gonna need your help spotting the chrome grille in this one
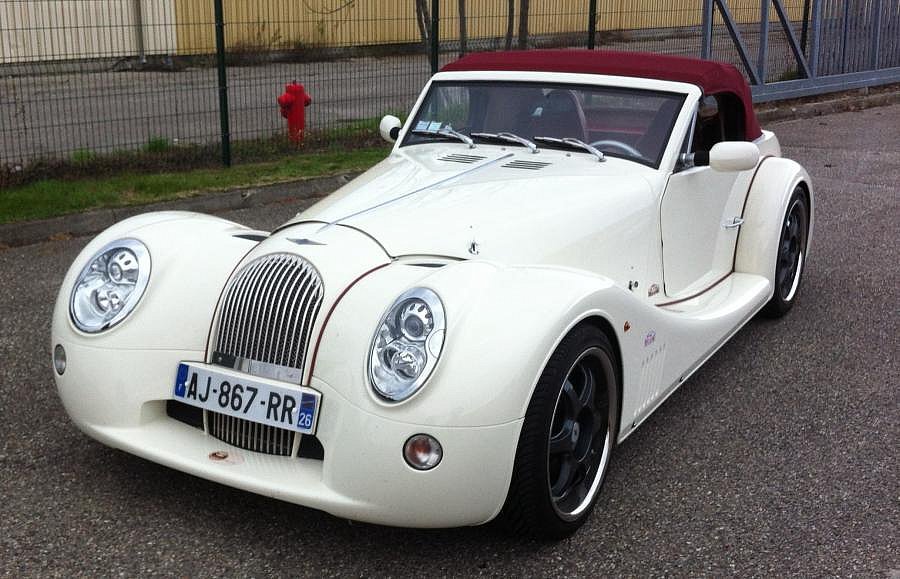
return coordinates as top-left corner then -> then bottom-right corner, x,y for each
214,253 -> 324,378
207,411 -> 294,456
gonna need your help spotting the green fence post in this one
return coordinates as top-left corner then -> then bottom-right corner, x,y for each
588,0 -> 598,50
213,0 -> 232,167
430,0 -> 440,74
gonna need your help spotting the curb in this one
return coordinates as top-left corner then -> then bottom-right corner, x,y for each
0,172 -> 360,249
755,85 -> 900,124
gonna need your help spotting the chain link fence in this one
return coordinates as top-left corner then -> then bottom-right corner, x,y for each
1,1 -> 897,187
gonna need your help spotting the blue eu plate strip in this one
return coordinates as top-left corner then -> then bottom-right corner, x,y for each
174,363 -> 189,398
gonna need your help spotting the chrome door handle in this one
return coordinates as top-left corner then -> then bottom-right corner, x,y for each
722,217 -> 745,229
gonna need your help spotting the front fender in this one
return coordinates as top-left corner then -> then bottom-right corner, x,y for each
52,211 -> 259,353
312,260 -> 647,428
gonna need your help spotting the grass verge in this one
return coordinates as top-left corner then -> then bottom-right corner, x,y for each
0,147 -> 386,224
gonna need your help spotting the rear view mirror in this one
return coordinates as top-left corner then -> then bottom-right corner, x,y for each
708,141 -> 760,172
379,115 -> 402,143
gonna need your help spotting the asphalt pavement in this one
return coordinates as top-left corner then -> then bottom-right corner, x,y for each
1,104 -> 898,577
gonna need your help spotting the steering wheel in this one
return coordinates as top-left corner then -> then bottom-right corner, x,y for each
588,139 -> 642,158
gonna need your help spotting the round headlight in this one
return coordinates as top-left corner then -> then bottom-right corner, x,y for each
69,238 -> 151,333
369,288 -> 445,401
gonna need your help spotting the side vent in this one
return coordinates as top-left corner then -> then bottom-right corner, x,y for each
438,153 -> 486,164
502,160 -> 551,170
634,344 -> 667,421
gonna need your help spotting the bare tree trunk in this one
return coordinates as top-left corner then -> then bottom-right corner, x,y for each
505,0 -> 515,50
458,0 -> 468,56
415,0 -> 431,52
517,0 -> 530,50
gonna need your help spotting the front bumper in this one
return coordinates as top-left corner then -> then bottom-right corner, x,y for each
54,341 -> 521,528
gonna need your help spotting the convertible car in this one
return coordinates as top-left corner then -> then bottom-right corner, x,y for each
52,50 -> 813,538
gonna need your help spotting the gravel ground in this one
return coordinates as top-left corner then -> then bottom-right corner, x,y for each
0,105 -> 898,577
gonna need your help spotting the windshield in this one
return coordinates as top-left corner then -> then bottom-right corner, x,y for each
402,81 -> 686,168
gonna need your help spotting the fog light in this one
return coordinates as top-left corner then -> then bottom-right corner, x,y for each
53,344 -> 66,375
403,434 -> 442,470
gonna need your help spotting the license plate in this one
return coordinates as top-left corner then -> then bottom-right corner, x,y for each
173,363 -> 320,434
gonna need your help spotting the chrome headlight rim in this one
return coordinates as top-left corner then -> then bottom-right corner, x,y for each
368,287 -> 446,403
69,238 -> 151,334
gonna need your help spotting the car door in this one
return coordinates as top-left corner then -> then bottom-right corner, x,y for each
659,99 -> 755,297
660,166 -> 754,296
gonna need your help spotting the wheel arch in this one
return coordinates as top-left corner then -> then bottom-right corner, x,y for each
735,157 -> 814,285
572,314 -> 624,437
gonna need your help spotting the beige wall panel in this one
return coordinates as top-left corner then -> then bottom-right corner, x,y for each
175,0 -> 422,54
1,0 -> 176,64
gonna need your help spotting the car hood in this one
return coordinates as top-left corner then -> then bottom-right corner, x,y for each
284,144 -> 656,269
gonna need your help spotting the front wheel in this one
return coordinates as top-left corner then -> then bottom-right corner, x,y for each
761,186 -> 810,318
499,324 -> 619,539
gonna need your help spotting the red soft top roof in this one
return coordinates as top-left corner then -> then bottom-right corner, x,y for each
441,49 -> 761,140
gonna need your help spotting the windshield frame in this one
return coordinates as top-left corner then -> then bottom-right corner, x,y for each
400,80 -> 687,169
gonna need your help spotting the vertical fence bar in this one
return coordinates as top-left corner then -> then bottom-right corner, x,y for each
759,0 -> 770,83
587,0 -> 598,50
870,0 -> 883,69
808,0 -> 821,77
430,0 -> 440,74
213,0 -> 231,167
800,0 -> 811,56
701,0 -> 713,59
133,0 -> 146,64
840,0 -> 849,73
458,0 -> 467,56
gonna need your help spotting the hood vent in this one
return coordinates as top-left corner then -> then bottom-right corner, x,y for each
502,160 -> 552,170
438,153 -> 486,164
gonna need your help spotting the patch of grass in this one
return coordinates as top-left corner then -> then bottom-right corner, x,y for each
144,136 -> 171,153
71,149 -> 96,164
0,147 -> 387,224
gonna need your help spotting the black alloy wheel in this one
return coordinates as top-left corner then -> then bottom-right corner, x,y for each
500,324 -> 619,539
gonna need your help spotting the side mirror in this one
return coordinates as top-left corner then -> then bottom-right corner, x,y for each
708,141 -> 760,172
379,115 -> 402,143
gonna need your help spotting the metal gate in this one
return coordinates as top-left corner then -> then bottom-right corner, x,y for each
699,0 -> 900,101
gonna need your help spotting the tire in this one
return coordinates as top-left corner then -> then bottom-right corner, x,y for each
761,186 -> 810,318
499,324 -> 619,539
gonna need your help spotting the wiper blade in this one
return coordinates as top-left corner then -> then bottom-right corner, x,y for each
411,126 -> 475,149
471,132 -> 539,154
534,136 -> 605,162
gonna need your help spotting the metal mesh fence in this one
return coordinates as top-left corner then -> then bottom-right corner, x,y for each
1,0 -> 898,187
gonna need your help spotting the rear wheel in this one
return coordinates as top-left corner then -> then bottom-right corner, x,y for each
499,324 -> 619,539
762,186 -> 810,318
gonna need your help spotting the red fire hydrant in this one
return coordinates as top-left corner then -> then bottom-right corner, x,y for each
277,81 -> 312,144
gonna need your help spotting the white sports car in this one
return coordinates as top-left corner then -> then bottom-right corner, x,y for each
52,50 -> 813,538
